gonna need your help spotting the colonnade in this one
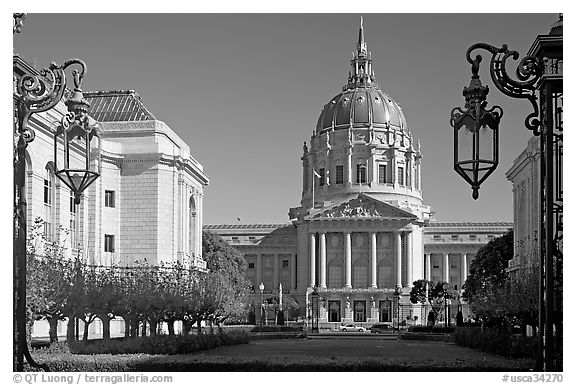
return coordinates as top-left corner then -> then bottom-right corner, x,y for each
309,230 -> 413,289
423,252 -> 469,284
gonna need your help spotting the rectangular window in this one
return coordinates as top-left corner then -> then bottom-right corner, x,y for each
105,190 -> 115,208
356,163 -> 367,184
248,262 -> 255,269
487,235 -> 495,239
406,165 -> 411,187
469,234 -> 477,240
282,259 -> 289,269
335,165 -> 344,185
319,168 -> 325,186
104,234 -> 115,253
44,178 -> 51,205
231,236 -> 239,243
415,165 -> 420,189
397,167 -> 404,185
378,164 -> 387,184
433,235 -> 441,240
451,235 -> 459,240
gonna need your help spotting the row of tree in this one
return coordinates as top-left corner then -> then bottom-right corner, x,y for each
26,218 -> 252,343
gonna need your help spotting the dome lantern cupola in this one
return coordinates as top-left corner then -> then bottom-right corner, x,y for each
316,18 -> 408,134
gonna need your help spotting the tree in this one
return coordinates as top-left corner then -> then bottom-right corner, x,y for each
410,279 -> 457,326
26,218 -> 74,343
462,229 -> 514,325
462,229 -> 513,303
201,231 -> 251,330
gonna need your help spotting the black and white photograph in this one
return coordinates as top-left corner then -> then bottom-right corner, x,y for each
10,7 -> 564,380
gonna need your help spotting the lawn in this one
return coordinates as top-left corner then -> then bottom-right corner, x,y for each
28,337 -> 535,371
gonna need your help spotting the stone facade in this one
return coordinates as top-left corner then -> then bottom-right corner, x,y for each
15,56 -> 209,269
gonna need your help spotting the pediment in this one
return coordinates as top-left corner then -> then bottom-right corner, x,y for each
307,194 -> 417,221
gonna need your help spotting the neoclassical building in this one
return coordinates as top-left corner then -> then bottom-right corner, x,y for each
205,22 -> 511,327
14,55 -> 209,270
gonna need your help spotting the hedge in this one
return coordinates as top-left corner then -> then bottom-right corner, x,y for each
454,327 -> 538,358
63,331 -> 249,355
407,325 -> 455,334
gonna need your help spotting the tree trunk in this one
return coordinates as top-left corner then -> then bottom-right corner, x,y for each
82,319 -> 90,341
197,319 -> 202,335
182,319 -> 192,335
66,316 -> 75,344
130,319 -> 139,338
142,321 -> 147,337
167,320 -> 175,335
209,319 -> 214,334
47,316 -> 60,343
149,320 -> 158,336
123,317 -> 130,338
100,315 -> 111,341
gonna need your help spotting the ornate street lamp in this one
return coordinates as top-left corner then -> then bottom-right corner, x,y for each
259,282 -> 264,333
13,14 -> 100,372
450,16 -> 562,371
53,72 -> 102,204
450,55 -> 503,200
310,287 -> 319,333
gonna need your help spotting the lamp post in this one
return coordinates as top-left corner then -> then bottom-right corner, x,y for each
13,13 -> 100,372
259,282 -> 264,333
393,287 -> 401,334
310,287 -> 319,333
450,16 -> 562,371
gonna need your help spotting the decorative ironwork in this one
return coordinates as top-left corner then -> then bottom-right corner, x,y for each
13,13 -> 26,34
14,53 -> 92,372
450,55 -> 503,199
465,43 -> 542,135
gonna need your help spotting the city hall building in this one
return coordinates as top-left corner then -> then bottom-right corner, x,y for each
205,21 -> 511,327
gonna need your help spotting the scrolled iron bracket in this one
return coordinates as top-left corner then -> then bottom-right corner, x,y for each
466,43 -> 542,135
15,59 -> 87,149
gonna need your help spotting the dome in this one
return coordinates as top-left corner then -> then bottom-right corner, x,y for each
315,17 -> 408,133
316,88 -> 408,132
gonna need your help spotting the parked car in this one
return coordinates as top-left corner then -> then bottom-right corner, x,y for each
370,323 -> 392,334
339,324 -> 365,332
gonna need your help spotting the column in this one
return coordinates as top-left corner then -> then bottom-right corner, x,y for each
256,254 -> 263,287
309,234 -> 316,287
461,253 -> 468,286
370,232 -> 377,288
406,230 -> 413,287
273,253 -> 279,290
344,232 -> 352,288
395,232 -> 402,288
319,233 -> 327,288
443,253 -> 450,283
290,254 -> 296,291
346,148 -> 352,184
425,253 -> 431,281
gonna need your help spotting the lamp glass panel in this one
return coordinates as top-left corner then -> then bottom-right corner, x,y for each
478,124 -> 494,162
457,119 -> 475,164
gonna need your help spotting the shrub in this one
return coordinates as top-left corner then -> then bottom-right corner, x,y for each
454,326 -> 537,358
67,331 -> 248,355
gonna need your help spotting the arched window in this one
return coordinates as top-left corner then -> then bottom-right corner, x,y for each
189,196 -> 197,256
43,165 -> 55,240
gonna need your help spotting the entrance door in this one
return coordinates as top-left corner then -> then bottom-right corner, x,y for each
353,301 -> 366,322
328,300 -> 341,322
379,300 -> 392,322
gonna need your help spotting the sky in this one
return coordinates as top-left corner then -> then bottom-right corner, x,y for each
11,12 -> 560,225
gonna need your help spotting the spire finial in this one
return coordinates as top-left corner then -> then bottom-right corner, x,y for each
357,16 -> 365,52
